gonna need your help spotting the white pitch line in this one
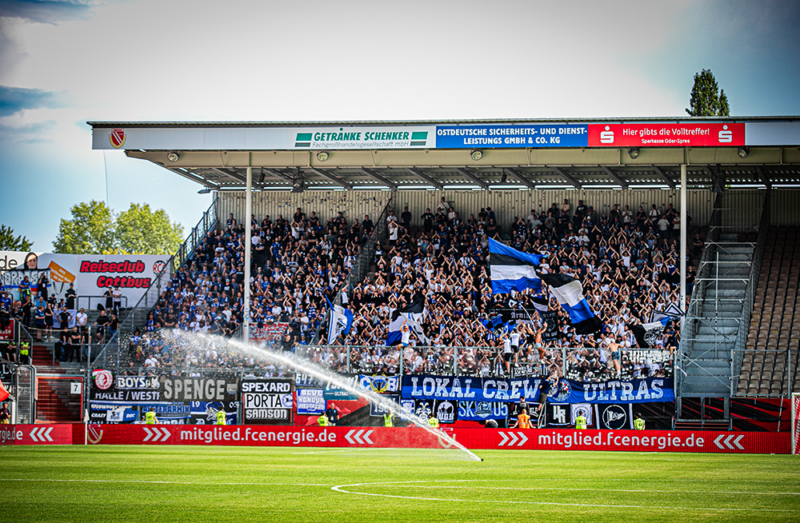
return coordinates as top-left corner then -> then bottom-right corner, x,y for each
330,481 -> 799,512
6,479 -> 328,487
291,448 -> 399,455
381,484 -> 800,496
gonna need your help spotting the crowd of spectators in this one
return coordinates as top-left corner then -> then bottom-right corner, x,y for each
122,209 -> 365,370
321,197 -> 690,380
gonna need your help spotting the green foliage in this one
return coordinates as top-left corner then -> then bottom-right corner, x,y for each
686,69 -> 731,116
53,200 -> 116,254
53,200 -> 183,255
116,203 -> 184,255
0,224 -> 33,251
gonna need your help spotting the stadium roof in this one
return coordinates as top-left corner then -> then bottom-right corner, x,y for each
88,117 -> 800,191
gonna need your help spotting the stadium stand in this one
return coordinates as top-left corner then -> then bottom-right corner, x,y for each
738,226 -> 800,396
114,208 -> 368,372
318,199 -> 688,379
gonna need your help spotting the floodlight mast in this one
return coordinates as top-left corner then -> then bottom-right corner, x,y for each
244,167 -> 252,343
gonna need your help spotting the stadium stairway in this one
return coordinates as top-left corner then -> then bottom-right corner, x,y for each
35,375 -> 83,423
682,231 -> 755,397
678,192 -> 768,425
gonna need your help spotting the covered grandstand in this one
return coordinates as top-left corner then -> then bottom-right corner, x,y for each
58,116 -> 800,430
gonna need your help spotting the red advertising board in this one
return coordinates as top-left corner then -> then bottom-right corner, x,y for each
4,425 -> 74,445
0,319 -> 14,341
60,424 -> 788,454
587,123 -> 745,147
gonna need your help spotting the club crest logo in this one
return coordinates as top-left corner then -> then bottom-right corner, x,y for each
92,369 -> 113,391
548,379 -> 571,402
88,425 -> 104,444
602,405 -> 628,430
152,260 -> 167,275
109,128 -> 126,149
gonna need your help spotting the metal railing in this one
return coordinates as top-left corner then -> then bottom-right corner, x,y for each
91,343 -> 673,383
299,344 -> 674,380
93,198 -> 218,367
77,295 -> 128,312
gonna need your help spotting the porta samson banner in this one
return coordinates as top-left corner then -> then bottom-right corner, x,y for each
401,375 -> 673,404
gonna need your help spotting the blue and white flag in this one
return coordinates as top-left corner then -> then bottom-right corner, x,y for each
488,238 -> 543,294
386,311 -> 429,346
538,272 -> 603,335
325,296 -> 353,345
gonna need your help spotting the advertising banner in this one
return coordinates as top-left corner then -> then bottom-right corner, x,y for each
0,251 -> 168,307
458,401 -> 509,421
91,373 -> 239,404
295,372 -> 361,400
0,269 -> 50,302
413,399 -> 458,424
240,378 -> 293,425
297,389 -> 326,415
249,322 -> 289,344
402,375 -> 673,404
587,123 -> 745,147
0,319 -> 15,341
93,125 -> 436,151
55,424 -> 789,454
595,404 -> 634,430
545,403 -> 572,427
359,374 -> 400,393
436,124 -> 588,148
369,394 -> 400,417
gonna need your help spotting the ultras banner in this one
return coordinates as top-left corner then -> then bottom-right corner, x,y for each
401,375 -> 674,404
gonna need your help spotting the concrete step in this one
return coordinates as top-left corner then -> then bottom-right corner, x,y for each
697,326 -> 739,336
701,304 -> 745,314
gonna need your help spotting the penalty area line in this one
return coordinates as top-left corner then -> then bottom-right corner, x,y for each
7,479 -> 329,487
330,482 -> 798,512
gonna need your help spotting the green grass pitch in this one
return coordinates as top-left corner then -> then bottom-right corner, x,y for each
2,445 -> 799,522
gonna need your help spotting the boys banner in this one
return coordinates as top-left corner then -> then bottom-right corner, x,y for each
401,375 -> 673,404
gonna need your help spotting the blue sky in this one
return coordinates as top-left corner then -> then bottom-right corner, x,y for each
0,0 -> 799,250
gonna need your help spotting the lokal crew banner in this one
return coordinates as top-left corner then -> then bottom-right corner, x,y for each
240,378 -> 293,425
402,375 -> 673,404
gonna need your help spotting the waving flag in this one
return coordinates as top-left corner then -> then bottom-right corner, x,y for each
325,296 -> 353,345
538,272 -> 602,335
631,317 -> 670,348
488,238 -> 543,294
386,310 -> 429,346
399,294 -> 426,323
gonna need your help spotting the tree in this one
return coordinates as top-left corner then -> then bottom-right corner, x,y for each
53,200 -> 185,255
116,203 -> 184,255
686,69 -> 730,117
53,200 -> 117,254
0,225 -> 34,251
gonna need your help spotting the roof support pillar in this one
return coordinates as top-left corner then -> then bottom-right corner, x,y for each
243,167 -> 252,343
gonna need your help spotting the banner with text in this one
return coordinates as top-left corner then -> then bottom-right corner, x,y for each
402,375 -> 673,404
240,378 -> 293,425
